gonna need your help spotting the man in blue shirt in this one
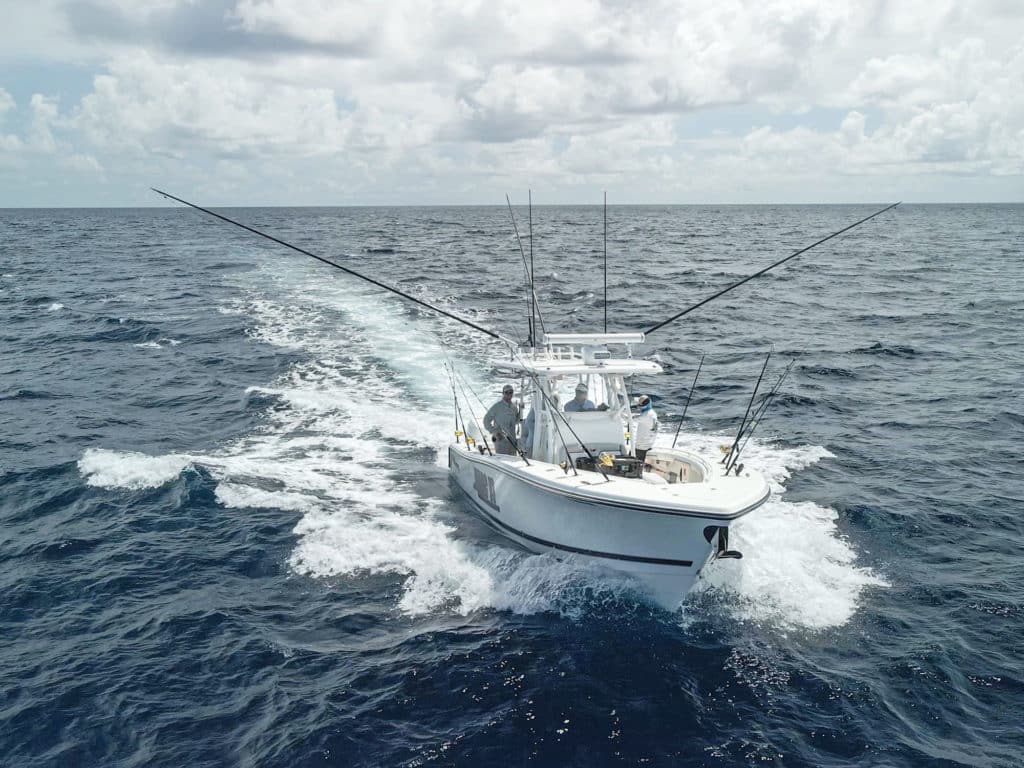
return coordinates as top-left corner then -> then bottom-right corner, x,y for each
564,382 -> 596,412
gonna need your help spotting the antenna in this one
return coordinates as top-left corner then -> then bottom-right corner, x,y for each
603,191 -> 608,334
505,194 -> 546,344
506,194 -> 536,346
529,190 -> 535,347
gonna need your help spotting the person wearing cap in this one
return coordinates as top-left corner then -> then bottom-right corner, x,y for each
564,382 -> 597,412
483,383 -> 521,455
634,394 -> 658,464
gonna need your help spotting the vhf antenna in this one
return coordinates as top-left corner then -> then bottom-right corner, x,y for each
603,191 -> 608,333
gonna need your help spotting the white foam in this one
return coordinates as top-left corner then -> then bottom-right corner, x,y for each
133,338 -> 182,349
667,429 -> 889,630
288,499 -> 495,615
47,302 -> 65,311
78,448 -> 193,489
694,499 -> 889,630
79,258 -> 887,627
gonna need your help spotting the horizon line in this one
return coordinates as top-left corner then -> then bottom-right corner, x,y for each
2,200 -> 1022,210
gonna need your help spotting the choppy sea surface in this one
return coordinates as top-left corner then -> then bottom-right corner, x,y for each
1,203 -> 1022,767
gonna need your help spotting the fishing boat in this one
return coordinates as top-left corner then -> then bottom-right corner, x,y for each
152,188 -> 898,609
447,332 -> 769,608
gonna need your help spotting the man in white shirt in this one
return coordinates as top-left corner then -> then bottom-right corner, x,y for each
634,394 -> 658,464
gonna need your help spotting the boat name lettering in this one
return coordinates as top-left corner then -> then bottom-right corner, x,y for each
473,468 -> 499,511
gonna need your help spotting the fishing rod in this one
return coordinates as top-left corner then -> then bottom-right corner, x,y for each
506,194 -> 535,346
722,351 -> 772,469
448,363 -> 532,464
450,369 -> 494,456
444,360 -> 469,445
152,188 -> 518,348
529,191 -> 536,346
507,353 -> 614,480
502,427 -> 531,465
672,353 -> 704,449
447,363 -> 460,441
526,371 -> 605,479
603,191 -> 608,334
725,358 -> 792,473
644,202 -> 901,335
727,357 -> 797,474
726,345 -> 805,471
505,194 -> 547,347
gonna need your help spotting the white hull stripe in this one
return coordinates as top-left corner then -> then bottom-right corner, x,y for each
461,489 -> 695,568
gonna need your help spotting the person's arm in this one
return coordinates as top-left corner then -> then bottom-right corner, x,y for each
482,403 -> 498,434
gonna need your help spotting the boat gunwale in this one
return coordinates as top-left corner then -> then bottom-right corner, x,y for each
448,445 -> 770,521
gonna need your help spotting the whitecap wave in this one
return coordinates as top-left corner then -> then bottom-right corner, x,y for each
78,448 -> 193,490
79,260 -> 887,627
694,498 -> 889,630
133,338 -> 182,349
668,430 -> 888,630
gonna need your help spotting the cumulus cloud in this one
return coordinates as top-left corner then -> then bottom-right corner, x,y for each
60,152 -> 104,173
29,94 -> 61,152
0,90 -> 23,155
0,88 -> 14,117
0,0 -> 1021,203
73,51 -> 353,157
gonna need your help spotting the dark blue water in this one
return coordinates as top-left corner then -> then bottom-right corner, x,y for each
1,204 -> 1021,767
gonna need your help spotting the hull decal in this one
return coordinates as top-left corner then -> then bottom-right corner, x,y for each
473,467 -> 499,511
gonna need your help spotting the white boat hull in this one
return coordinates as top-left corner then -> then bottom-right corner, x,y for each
448,445 -> 769,609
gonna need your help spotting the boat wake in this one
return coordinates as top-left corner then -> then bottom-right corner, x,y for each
77,261 -> 888,629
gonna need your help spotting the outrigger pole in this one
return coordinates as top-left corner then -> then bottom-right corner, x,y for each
152,188 -> 517,348
505,193 -> 547,347
603,191 -> 608,334
529,191 -> 536,344
644,202 -> 901,335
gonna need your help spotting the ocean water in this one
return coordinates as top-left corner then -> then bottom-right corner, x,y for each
1,203 -> 1021,767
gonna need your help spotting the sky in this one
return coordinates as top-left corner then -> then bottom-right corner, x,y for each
0,0 -> 1021,206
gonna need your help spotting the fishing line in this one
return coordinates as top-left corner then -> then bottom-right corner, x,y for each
443,359 -> 469,445
723,350 -> 772,469
645,202 -> 901,335
672,353 -> 704,449
152,188 -> 518,348
728,350 -> 802,473
452,372 -> 493,455
505,194 -> 547,345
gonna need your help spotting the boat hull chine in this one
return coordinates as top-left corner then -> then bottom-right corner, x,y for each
448,446 -> 758,609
